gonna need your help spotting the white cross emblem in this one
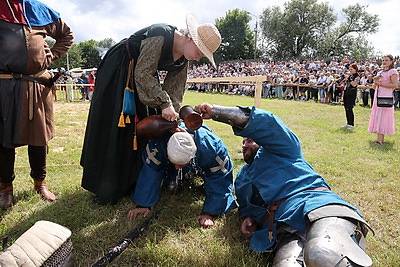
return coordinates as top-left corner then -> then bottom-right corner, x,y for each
210,156 -> 228,174
145,145 -> 161,165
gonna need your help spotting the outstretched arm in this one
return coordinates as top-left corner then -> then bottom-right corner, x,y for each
129,141 -> 168,219
195,102 -> 213,119
195,103 -> 302,159
195,103 -> 249,128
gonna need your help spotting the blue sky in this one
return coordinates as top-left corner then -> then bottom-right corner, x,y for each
40,0 -> 400,56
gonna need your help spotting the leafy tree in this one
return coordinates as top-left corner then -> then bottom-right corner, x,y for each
47,40 -> 82,71
260,0 -> 379,59
97,38 -> 116,59
98,38 -> 116,49
65,44 -> 83,69
316,3 -> 379,58
76,40 -> 102,69
48,38 -> 115,70
215,9 -> 256,61
260,0 -> 335,59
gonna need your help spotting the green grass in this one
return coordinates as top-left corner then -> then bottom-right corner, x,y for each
1,91 -> 399,266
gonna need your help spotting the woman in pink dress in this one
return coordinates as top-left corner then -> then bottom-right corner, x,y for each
368,54 -> 399,145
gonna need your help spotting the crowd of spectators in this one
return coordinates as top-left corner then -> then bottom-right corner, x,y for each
180,57 -> 400,108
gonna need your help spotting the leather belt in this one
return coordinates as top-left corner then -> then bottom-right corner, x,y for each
0,72 -> 49,86
261,187 -> 330,241
14,73 -> 47,86
0,74 -> 13,79
1,71 -> 48,120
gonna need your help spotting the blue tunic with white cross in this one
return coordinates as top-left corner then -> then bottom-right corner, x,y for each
131,123 -> 237,215
233,107 -> 362,252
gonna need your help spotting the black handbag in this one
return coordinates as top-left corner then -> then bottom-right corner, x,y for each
377,96 -> 394,107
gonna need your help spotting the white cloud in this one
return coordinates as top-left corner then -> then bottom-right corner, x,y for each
40,0 -> 400,56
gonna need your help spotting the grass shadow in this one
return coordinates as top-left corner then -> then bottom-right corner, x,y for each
0,188 -> 168,266
336,127 -> 357,134
369,140 -> 395,151
1,178 -> 255,266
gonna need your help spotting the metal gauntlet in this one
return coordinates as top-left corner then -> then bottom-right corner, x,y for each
211,105 -> 250,129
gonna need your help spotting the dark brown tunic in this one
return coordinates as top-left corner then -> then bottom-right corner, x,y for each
0,18 -> 74,147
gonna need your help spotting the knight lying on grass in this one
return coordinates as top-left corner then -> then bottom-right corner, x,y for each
195,103 -> 374,267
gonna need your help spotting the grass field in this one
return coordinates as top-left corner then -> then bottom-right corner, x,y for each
1,90 -> 399,266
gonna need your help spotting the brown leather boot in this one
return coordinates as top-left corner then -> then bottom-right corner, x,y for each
0,182 -> 14,209
34,179 -> 57,201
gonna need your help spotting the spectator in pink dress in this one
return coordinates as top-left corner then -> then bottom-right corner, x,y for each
368,54 -> 399,145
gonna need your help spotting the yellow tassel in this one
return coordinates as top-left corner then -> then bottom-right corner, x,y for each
125,115 -> 131,124
268,231 -> 273,242
133,135 -> 138,150
118,112 -> 125,127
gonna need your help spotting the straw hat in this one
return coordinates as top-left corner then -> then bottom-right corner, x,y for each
186,13 -> 221,67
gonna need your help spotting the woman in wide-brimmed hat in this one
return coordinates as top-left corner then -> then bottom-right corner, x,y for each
81,14 -> 221,205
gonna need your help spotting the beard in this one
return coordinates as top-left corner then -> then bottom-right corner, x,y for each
243,148 -> 257,164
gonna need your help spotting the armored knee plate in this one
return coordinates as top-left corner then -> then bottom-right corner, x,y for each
211,105 -> 250,129
273,234 -> 305,266
304,217 -> 372,267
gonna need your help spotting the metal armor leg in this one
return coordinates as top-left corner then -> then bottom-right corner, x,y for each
304,217 -> 372,267
273,234 -> 305,266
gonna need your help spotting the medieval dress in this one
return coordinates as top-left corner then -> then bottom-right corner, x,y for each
80,24 -> 188,204
368,68 -> 398,135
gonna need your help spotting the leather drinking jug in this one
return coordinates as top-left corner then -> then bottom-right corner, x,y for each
179,105 -> 203,131
136,115 -> 178,140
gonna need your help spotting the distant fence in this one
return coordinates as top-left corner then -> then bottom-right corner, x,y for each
187,76 -> 267,107
187,77 -> 400,107
53,79 -> 399,105
53,83 -> 94,101
187,76 -> 334,107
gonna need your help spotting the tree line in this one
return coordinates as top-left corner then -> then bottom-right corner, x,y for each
48,38 -> 115,71
50,0 -> 379,71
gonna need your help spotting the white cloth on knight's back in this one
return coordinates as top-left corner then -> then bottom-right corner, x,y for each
0,221 -> 72,266
167,132 -> 197,165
